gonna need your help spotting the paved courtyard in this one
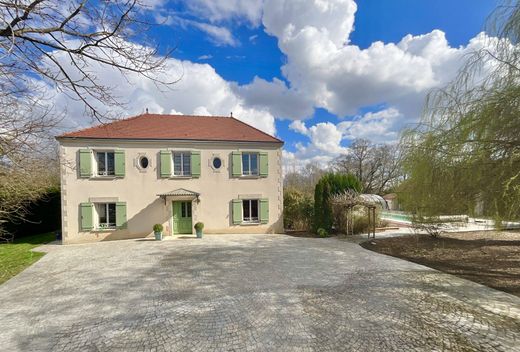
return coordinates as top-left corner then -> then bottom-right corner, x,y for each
0,234 -> 519,351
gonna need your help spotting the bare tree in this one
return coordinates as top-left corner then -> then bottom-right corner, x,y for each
0,0 -> 176,121
334,139 -> 402,194
284,162 -> 327,195
0,1 -> 177,239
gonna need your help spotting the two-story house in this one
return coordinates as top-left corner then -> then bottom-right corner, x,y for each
56,114 -> 284,244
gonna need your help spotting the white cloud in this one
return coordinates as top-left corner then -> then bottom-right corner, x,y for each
257,0 -> 491,120
287,107 -> 405,168
162,14 -> 240,47
181,0 -> 265,26
197,54 -> 213,60
46,48 -> 276,136
286,119 -> 349,169
234,77 -> 314,120
191,22 -> 239,47
288,120 -> 308,135
338,108 -> 403,142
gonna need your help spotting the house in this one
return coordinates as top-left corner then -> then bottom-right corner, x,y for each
56,114 -> 284,244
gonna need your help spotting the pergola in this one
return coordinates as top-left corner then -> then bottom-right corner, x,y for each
331,191 -> 388,238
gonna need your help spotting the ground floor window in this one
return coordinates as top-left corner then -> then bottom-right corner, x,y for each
97,203 -> 116,229
242,199 -> 259,222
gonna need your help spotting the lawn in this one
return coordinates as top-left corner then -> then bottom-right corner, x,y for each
0,232 -> 56,285
361,231 -> 520,297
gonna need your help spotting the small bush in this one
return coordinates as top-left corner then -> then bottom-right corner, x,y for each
411,215 -> 446,238
352,213 -> 370,234
194,222 -> 204,231
284,189 -> 314,230
316,228 -> 328,237
153,224 -> 163,233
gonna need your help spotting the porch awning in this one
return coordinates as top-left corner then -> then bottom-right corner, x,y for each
157,188 -> 200,200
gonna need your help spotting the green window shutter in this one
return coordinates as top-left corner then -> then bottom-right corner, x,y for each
259,152 -> 268,177
191,151 -> 201,178
260,198 -> 269,224
79,149 -> 92,178
116,202 -> 127,229
114,150 -> 125,177
232,199 -> 243,225
80,203 -> 93,231
232,151 -> 242,177
160,150 -> 171,178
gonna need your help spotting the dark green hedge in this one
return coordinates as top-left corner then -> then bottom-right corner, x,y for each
313,173 -> 361,232
4,190 -> 61,239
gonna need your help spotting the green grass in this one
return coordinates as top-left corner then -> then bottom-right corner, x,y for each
0,232 -> 56,285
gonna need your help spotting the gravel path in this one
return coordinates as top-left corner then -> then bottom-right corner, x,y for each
0,234 -> 519,351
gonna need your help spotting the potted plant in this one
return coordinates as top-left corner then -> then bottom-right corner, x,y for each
194,222 -> 204,238
153,224 -> 163,240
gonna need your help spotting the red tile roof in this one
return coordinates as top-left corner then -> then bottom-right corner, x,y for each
57,114 -> 283,144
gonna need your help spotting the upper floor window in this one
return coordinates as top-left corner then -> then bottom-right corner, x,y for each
139,156 -> 149,169
242,152 -> 258,176
173,152 -> 191,176
97,151 -> 115,176
212,157 -> 222,169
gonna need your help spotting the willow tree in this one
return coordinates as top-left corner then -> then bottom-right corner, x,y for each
400,1 -> 520,220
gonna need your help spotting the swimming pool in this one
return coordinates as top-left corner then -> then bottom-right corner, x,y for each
380,211 -> 413,223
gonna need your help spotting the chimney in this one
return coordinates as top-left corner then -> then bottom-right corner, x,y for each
230,112 -> 233,118
145,108 -> 149,114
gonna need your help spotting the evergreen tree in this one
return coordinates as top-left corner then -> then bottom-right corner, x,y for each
313,173 -> 361,232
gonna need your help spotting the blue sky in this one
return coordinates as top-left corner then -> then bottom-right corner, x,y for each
59,0 -> 500,168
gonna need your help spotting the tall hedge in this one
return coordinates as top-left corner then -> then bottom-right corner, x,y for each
313,173 -> 361,232
4,189 -> 61,238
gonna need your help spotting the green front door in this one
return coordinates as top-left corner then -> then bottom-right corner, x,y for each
172,201 -> 193,234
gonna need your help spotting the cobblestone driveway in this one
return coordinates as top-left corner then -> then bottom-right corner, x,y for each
1,234 -> 519,351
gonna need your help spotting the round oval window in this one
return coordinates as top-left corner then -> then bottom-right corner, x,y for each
139,156 -> 149,169
212,157 -> 222,169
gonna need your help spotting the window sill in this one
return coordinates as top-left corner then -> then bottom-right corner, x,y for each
169,175 -> 193,179
89,176 -> 122,180
92,228 -> 117,232
240,222 -> 261,226
239,175 -> 260,179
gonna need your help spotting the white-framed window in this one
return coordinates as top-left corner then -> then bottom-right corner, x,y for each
173,152 -> 191,176
96,203 -> 116,229
242,152 -> 258,176
96,151 -> 115,176
242,199 -> 259,223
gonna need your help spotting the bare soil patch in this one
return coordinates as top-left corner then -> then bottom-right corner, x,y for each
361,231 -> 520,297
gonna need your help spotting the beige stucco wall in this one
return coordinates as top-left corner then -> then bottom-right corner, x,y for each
58,139 -> 284,244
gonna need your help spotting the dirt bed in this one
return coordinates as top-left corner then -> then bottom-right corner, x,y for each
361,231 -> 520,297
